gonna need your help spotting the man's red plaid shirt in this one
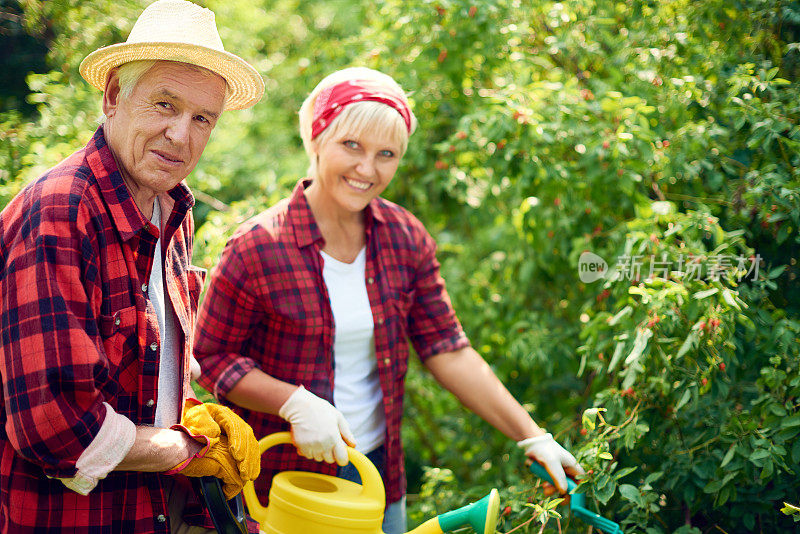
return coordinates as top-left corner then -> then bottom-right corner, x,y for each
0,127 -> 207,532
193,179 -> 470,504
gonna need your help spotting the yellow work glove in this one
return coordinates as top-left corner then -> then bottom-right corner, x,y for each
202,402 -> 261,478
168,401 -> 260,499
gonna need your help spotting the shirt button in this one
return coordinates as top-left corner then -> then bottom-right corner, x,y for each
383,358 -> 391,365
142,283 -> 148,293
146,399 -> 155,407
367,277 -> 374,284
157,514 -> 166,523
377,318 -> 384,325
114,316 -> 121,326
150,342 -> 158,352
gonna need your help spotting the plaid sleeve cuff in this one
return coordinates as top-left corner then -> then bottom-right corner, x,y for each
58,403 -> 136,495
213,357 -> 260,400
418,332 -> 471,361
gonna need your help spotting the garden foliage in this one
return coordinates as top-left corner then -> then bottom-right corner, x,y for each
2,0 -> 798,532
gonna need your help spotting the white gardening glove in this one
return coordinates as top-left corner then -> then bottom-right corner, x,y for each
518,433 -> 584,494
278,385 -> 356,466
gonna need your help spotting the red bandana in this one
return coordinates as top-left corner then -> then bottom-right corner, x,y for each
311,79 -> 412,139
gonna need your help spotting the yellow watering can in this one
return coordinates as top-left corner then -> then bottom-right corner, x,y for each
243,432 -> 500,534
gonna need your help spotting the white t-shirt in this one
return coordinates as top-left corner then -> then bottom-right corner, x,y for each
321,247 -> 386,453
148,200 -> 180,428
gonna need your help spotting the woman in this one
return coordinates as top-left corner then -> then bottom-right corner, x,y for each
193,67 -> 582,533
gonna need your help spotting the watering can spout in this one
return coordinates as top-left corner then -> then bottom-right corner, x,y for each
243,432 -> 500,534
406,488 -> 500,534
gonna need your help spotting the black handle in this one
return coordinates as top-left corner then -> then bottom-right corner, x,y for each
191,476 -> 249,534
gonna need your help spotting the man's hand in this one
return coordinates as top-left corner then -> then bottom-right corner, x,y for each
518,433 -> 584,494
278,386 -> 356,465
168,401 -> 260,499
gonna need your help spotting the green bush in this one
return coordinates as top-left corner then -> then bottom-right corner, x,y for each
2,0 -> 798,532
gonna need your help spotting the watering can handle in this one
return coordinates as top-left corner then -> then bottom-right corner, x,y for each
242,431 -> 385,524
528,462 -> 577,493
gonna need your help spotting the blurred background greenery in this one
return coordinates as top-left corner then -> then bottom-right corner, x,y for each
2,0 -> 799,532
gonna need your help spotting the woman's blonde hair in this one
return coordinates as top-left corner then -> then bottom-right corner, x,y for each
298,67 -> 417,177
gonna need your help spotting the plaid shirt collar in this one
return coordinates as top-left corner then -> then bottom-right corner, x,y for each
288,179 -> 387,249
86,126 -> 195,241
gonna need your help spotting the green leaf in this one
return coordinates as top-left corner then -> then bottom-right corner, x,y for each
608,305 -> 633,326
781,502 -> 800,518
792,439 -> 800,464
720,444 -> 736,468
625,327 -> 653,365
676,387 -> 693,410
677,330 -> 699,358
607,341 -> 626,373
595,478 -> 617,505
718,484 -> 733,506
693,288 -> 719,300
582,407 -> 605,431
721,288 -> 741,310
619,484 -> 641,504
613,466 -> 638,480
781,415 -> 800,429
704,479 -> 723,494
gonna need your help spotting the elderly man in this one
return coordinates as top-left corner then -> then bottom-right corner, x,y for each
0,1 -> 264,532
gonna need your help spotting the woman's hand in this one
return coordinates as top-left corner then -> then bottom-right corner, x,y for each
279,386 -> 356,465
518,433 -> 584,494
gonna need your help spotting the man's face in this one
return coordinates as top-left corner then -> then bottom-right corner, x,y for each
104,61 -> 227,201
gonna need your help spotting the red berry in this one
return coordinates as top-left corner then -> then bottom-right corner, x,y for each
448,145 -> 456,152
438,49 -> 448,63
719,363 -> 726,371
701,378 -> 708,386
435,5 -> 446,15
468,5 -> 477,17
662,140 -> 670,147
502,506 -> 512,517
434,160 -> 448,170
456,131 -> 467,139
497,139 -> 507,149
602,140 -> 610,149
580,428 -> 588,435
554,197 -> 561,207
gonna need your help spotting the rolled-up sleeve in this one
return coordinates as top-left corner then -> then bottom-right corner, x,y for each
407,227 -> 471,361
57,403 -> 136,494
193,234 -> 261,399
1,202 -> 111,478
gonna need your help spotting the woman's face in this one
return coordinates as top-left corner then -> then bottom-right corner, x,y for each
312,127 -> 403,215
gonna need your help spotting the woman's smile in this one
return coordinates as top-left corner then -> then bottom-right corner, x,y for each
343,176 -> 372,191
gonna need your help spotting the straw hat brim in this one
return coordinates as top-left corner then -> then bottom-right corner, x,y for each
80,42 -> 264,110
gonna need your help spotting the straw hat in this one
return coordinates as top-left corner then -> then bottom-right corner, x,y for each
80,0 -> 264,110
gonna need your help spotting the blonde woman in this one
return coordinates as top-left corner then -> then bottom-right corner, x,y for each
194,67 -> 583,533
